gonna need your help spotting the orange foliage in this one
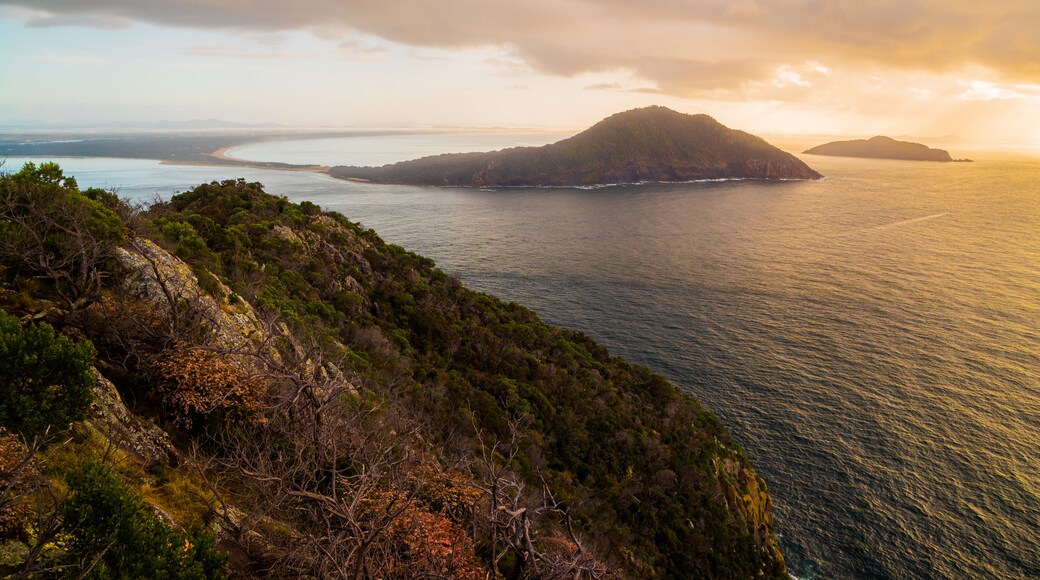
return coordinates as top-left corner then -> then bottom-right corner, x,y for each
359,464 -> 486,579
0,429 -> 38,537
389,503 -> 484,579
153,347 -> 267,429
410,463 -> 484,520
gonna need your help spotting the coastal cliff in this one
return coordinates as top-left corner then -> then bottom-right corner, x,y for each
331,106 -> 822,186
1,163 -> 787,578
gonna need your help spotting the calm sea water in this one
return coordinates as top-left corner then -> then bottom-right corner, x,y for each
4,145 -> 1039,579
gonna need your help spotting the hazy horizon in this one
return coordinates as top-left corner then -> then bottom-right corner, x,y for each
2,119 -> 1036,159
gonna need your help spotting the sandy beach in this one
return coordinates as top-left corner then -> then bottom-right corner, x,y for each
159,144 -> 331,172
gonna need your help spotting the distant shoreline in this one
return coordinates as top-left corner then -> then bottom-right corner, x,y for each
0,130 -> 401,174
159,145 -> 331,172
1,139 -> 332,174
0,128 -> 565,175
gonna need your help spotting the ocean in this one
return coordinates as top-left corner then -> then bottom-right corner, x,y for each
3,142 -> 1038,579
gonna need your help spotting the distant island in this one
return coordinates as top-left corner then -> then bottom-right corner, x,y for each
330,106 -> 822,186
804,135 -> 972,162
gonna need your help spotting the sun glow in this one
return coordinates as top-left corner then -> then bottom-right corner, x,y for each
1,2 -> 1038,148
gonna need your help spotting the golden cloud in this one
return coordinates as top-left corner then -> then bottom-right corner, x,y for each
6,0 -> 1040,97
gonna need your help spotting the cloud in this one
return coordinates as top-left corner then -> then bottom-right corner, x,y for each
184,44 -> 305,61
32,49 -> 104,66
4,0 -> 1040,98
1013,84 -> 1040,96
25,13 -> 130,29
584,82 -> 623,91
337,39 -> 389,62
773,66 -> 812,88
957,79 -> 1040,101
909,87 -> 937,100
629,57 -> 772,96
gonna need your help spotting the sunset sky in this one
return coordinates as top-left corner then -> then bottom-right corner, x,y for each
2,1 -> 1039,147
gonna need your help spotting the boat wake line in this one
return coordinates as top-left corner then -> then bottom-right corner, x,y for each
871,212 -> 952,230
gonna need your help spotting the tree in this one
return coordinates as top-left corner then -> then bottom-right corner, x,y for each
470,419 -> 606,579
0,311 -> 95,437
60,461 -> 226,579
0,162 -> 126,317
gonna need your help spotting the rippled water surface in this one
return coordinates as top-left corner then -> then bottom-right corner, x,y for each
5,150 -> 1039,579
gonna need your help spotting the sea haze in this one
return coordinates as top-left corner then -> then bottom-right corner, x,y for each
225,131 -> 563,167
4,146 -> 1039,579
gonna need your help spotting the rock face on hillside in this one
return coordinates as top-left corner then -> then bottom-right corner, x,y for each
330,106 -> 822,186
804,135 -> 966,162
87,368 -> 177,464
717,456 -> 786,568
115,239 -> 266,352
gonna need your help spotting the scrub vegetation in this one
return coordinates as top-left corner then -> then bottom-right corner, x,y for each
0,163 -> 785,578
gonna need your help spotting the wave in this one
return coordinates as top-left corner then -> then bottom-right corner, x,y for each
450,176 -> 815,191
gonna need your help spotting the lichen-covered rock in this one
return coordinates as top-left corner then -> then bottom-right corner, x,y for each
87,368 -> 177,464
114,238 -> 266,352
300,216 -> 374,278
716,454 -> 786,572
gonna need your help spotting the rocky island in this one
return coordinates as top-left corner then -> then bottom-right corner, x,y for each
330,106 -> 822,186
804,135 -> 971,162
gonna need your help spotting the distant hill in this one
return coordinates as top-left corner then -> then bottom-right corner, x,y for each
804,136 -> 969,162
330,106 -> 822,186
118,119 -> 284,130
0,119 -> 282,131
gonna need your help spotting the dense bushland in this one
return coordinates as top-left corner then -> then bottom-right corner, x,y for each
0,164 -> 784,578
0,311 -> 95,437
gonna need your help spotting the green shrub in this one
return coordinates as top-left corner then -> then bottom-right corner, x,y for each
155,219 -> 217,268
61,461 -> 226,579
0,163 -> 127,311
0,311 -> 95,437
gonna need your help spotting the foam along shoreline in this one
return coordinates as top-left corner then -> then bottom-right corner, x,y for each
326,175 -> 823,190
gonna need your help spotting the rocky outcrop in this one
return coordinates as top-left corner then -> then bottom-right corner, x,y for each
727,158 -> 822,180
114,238 -> 266,352
271,220 -> 372,288
715,454 -> 786,572
87,368 -> 177,464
